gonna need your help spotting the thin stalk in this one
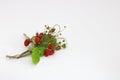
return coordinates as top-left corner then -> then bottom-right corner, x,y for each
6,50 -> 31,59
23,33 -> 30,39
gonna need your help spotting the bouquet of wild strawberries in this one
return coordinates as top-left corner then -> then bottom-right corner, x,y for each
6,24 -> 67,64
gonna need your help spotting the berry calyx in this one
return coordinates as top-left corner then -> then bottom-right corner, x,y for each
48,44 -> 54,49
35,37 -> 41,43
24,39 -> 30,46
55,46 -> 61,50
36,32 -> 39,36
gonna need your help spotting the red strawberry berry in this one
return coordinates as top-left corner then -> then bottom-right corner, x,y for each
45,49 -> 50,57
49,49 -> 54,55
24,39 -> 30,46
38,33 -> 44,38
45,49 -> 55,57
48,44 -> 54,49
35,37 -> 41,43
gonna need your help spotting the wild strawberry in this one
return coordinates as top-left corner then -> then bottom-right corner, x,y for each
45,49 -> 50,57
35,37 -> 41,43
38,33 -> 44,38
24,39 -> 30,46
48,44 -> 54,49
49,49 -> 54,55
45,49 -> 55,57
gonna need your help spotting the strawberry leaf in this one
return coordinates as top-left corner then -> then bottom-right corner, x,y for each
32,47 -> 40,64
38,46 -> 46,57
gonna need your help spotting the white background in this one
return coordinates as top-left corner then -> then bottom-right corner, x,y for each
0,0 -> 120,80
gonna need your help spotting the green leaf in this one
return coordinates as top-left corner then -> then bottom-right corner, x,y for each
43,43 -> 49,48
51,38 -> 57,44
43,34 -> 51,40
48,37 -> 57,45
32,47 -> 40,64
41,34 -> 57,47
38,46 -> 46,57
31,47 -> 46,64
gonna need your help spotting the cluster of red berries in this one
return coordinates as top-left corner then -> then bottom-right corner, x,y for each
45,44 -> 55,57
24,33 -> 44,46
24,32 -> 56,57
